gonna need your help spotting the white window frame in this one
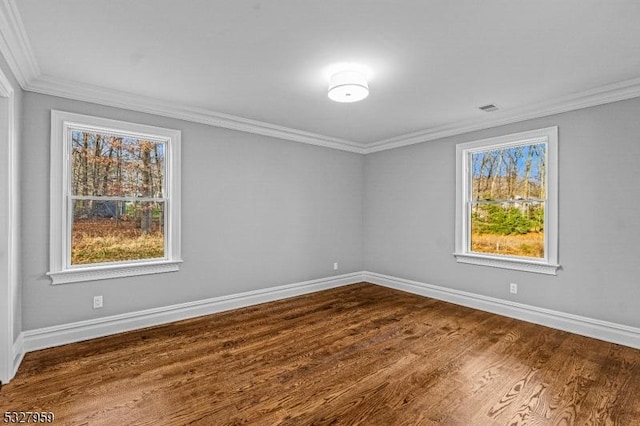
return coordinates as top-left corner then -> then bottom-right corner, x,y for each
454,126 -> 559,275
48,111 -> 182,284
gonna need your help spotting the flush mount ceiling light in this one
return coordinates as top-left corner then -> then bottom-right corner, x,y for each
328,70 -> 369,103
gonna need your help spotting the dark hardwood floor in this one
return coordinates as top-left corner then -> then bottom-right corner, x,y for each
1,283 -> 639,425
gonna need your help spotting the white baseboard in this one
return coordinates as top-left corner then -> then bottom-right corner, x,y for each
17,270 -> 639,373
0,334 -> 24,384
23,272 -> 364,353
11,333 -> 24,380
364,271 -> 640,350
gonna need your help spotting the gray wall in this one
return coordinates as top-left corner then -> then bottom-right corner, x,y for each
364,97 -> 640,329
22,92 -> 364,330
18,89 -> 640,333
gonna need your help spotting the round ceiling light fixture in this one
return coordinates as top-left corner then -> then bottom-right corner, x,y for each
328,70 -> 369,103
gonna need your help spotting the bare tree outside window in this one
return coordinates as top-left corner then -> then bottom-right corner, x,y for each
469,143 -> 546,258
455,127 -> 558,275
70,129 -> 166,265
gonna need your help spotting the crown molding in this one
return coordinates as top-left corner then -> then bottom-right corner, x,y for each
23,72 -> 640,156
0,0 -> 365,152
26,75 -> 367,154
364,76 -> 640,153
27,73 -> 640,156
3,0 -> 640,154
0,0 -> 39,87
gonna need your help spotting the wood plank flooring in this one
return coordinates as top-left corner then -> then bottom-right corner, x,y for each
1,283 -> 639,425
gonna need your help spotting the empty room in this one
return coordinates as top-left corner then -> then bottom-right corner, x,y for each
1,1 -> 639,424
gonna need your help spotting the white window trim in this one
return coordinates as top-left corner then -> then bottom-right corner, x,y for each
0,64 -> 19,383
48,111 -> 182,284
454,126 -> 559,275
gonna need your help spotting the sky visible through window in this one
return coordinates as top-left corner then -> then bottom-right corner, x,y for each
469,142 -> 547,258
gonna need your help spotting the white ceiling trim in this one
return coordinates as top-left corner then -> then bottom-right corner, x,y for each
26,72 -> 640,155
364,76 -> 640,154
0,1 -> 365,154
2,1 -> 640,155
0,0 -> 38,88
26,75 -> 367,154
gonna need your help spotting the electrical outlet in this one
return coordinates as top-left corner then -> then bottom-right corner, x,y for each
93,295 -> 103,309
333,262 -> 339,270
510,283 -> 518,294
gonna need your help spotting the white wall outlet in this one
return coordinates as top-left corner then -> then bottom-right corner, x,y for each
333,262 -> 339,270
93,295 -> 103,309
510,283 -> 518,294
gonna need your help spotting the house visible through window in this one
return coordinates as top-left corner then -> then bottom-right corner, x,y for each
470,142 -> 546,258
48,111 -> 182,284
71,130 -> 166,264
455,127 -> 559,275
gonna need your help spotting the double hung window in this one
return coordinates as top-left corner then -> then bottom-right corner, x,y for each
48,111 -> 181,284
454,127 -> 559,275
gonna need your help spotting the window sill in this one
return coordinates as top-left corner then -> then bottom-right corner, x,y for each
47,259 -> 183,285
454,253 -> 559,275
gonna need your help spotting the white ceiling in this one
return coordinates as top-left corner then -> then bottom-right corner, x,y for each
3,0 -> 640,151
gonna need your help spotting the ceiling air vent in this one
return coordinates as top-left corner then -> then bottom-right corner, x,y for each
479,104 -> 499,112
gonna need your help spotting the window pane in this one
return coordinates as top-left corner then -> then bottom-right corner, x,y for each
471,143 -> 546,201
471,201 -> 544,258
71,200 -> 165,265
71,129 -> 165,197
